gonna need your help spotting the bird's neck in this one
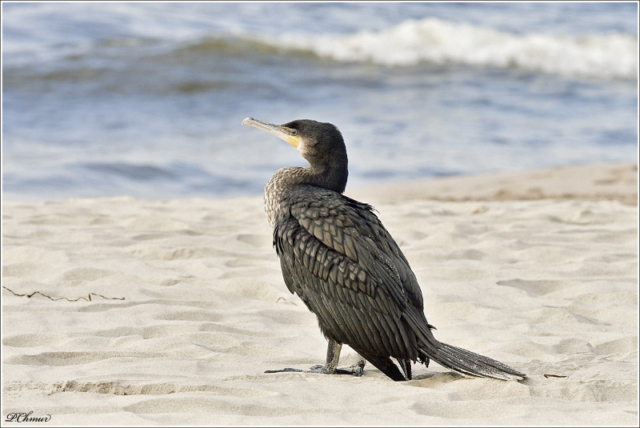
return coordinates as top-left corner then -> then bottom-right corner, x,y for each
305,158 -> 348,194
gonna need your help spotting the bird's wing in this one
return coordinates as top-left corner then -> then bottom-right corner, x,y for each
288,186 -> 424,309
273,186 -> 433,361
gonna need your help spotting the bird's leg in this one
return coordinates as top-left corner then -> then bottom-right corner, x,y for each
309,339 -> 342,373
310,339 -> 366,376
265,339 -> 366,376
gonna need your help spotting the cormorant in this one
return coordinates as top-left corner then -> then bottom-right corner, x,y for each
242,117 -> 526,382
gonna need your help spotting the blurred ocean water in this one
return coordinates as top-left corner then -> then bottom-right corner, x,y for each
2,2 -> 638,201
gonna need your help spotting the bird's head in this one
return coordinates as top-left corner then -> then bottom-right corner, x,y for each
242,118 -> 347,168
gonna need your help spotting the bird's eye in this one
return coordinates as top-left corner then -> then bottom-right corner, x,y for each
290,130 -> 298,136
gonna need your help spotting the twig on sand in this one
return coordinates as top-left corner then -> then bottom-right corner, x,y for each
2,286 -> 125,302
275,296 -> 297,305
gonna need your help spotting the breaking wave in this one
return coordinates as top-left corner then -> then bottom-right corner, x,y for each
270,17 -> 638,80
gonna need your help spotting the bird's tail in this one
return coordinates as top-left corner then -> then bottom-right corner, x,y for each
403,306 -> 525,381
421,342 -> 526,381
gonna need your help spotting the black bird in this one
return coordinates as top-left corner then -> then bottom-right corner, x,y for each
242,117 -> 526,382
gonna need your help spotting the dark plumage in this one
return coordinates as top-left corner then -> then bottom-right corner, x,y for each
242,117 -> 525,381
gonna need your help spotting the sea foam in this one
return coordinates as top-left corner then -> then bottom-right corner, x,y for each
272,17 -> 638,80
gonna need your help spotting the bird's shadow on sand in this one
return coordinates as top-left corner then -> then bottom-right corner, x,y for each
409,371 -> 531,387
410,371 -> 465,385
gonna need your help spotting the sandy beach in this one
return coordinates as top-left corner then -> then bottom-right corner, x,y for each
2,163 -> 638,426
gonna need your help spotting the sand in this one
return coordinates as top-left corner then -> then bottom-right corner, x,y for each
2,163 -> 638,426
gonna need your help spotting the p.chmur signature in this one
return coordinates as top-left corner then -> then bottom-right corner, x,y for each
5,412 -> 52,423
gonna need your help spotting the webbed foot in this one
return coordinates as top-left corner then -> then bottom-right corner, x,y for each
265,359 -> 365,376
265,340 -> 366,377
311,358 -> 365,376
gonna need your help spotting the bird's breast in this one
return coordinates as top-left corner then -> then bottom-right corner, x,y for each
264,167 -> 300,228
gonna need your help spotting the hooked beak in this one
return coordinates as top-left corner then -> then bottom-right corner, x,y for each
242,117 -> 299,148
